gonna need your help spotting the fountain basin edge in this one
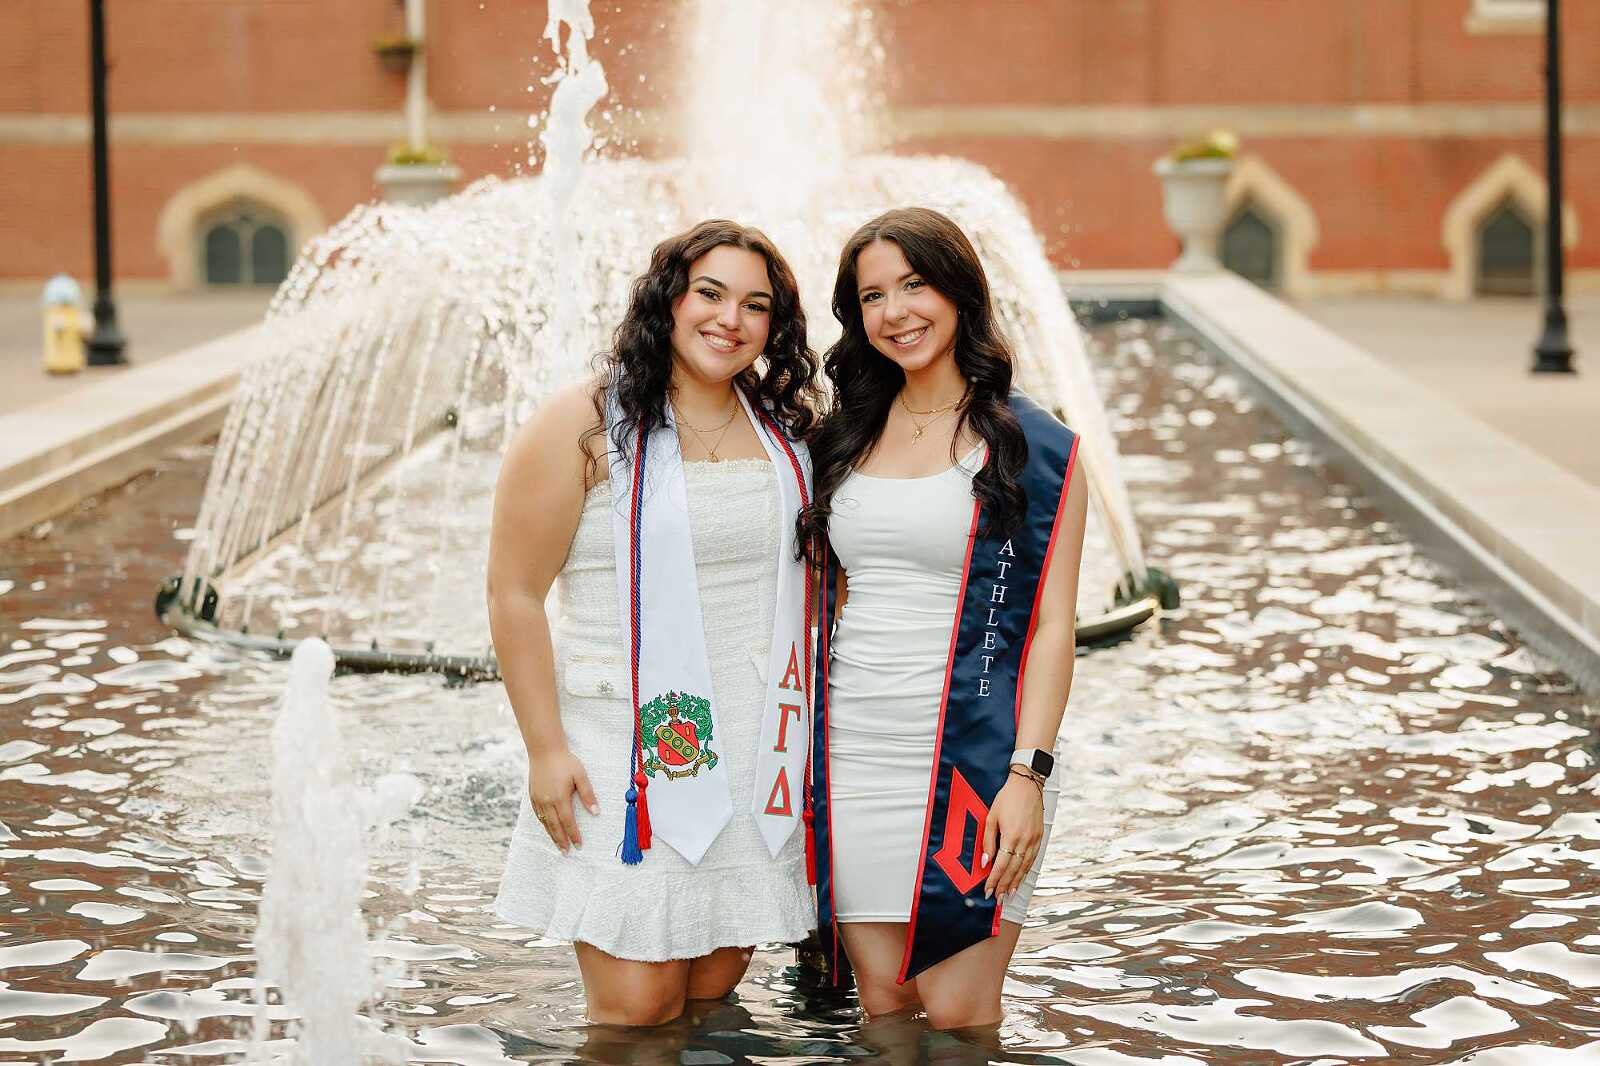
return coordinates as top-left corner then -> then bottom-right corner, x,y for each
1068,269 -> 1600,693
153,573 -> 1168,681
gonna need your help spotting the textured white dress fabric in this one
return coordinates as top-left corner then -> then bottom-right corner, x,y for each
828,449 -> 1061,925
495,459 -> 815,961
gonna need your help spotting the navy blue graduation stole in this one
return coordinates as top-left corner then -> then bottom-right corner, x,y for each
810,389 -> 1080,986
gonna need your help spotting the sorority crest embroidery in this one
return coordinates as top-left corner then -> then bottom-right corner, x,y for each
640,691 -> 718,780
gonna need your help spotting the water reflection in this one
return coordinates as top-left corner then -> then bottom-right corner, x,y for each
1,318 -> 1596,1063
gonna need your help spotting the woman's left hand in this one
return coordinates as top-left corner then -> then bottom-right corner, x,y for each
982,773 -> 1044,901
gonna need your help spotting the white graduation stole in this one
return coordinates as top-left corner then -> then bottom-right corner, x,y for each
606,387 -> 812,866
737,387 -> 814,859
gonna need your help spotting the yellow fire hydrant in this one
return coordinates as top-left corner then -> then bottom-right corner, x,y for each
42,274 -> 89,375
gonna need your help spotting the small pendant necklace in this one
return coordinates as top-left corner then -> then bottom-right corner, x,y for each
673,400 -> 739,462
899,391 -> 963,442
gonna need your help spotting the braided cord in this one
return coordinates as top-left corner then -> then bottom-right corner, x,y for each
628,423 -> 648,782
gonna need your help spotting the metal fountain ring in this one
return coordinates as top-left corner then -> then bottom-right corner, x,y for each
155,568 -> 1177,681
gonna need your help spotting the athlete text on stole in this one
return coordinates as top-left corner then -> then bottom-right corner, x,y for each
976,539 -> 1017,698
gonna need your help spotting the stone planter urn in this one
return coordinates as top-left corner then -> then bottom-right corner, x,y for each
1154,156 -> 1235,274
376,162 -> 461,206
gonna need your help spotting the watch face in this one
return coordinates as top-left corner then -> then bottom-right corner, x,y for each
1029,750 -> 1054,777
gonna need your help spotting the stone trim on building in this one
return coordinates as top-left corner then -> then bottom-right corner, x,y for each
1465,0 -> 1545,35
155,164 -> 325,291
4,104 -> 1600,146
1302,271 -> 1452,299
1441,153 -> 1579,302
1224,156 -> 1320,300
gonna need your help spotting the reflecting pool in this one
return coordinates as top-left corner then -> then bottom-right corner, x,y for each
1,316 -> 1595,1064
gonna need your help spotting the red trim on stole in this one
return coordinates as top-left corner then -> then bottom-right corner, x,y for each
990,433 -> 1081,936
897,494 -> 984,986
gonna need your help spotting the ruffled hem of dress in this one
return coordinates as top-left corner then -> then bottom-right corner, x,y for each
494,843 -> 817,963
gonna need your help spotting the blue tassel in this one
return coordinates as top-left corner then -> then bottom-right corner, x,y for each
620,785 -> 643,865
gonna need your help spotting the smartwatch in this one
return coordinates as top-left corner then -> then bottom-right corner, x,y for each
1010,748 -> 1054,779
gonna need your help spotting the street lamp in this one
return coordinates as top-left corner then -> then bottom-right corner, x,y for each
86,0 -> 127,366
1532,0 -> 1575,374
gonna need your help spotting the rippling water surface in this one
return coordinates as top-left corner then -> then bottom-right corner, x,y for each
1,317 -> 1595,1064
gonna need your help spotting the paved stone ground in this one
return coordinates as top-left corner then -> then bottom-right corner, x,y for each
1301,293 -> 1599,491
0,291 -> 271,417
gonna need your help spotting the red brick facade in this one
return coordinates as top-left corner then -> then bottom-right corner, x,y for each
2,0 -> 1595,289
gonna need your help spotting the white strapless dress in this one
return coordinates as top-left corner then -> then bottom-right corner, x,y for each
495,459 -> 815,961
827,448 -> 1061,924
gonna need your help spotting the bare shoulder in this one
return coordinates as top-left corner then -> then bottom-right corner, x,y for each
501,378 -> 606,486
1065,453 -> 1089,514
529,379 -> 603,443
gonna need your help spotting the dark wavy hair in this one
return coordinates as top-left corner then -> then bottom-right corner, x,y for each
584,219 -> 819,476
798,207 -> 1027,556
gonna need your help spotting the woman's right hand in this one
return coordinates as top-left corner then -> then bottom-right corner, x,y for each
528,748 -> 599,853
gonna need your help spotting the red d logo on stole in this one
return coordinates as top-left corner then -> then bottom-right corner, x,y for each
932,767 -> 990,895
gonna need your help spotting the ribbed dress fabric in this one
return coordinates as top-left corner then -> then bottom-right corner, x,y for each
495,458 -> 815,961
826,448 -> 1061,925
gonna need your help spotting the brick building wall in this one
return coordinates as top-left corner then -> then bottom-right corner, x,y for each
1,0 -> 1595,295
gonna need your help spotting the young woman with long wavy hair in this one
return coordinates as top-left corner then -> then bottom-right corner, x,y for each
488,220 -> 821,1026
801,207 -> 1088,1029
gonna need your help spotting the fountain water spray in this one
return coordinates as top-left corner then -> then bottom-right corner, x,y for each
674,0 -> 882,224
253,639 -> 402,1064
536,0 -> 609,404
167,0 -> 1158,674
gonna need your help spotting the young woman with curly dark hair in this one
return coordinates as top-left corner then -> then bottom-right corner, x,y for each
488,219 -> 822,1026
802,207 -> 1088,1029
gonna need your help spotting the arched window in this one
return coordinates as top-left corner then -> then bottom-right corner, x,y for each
200,202 -> 291,287
1222,201 -> 1280,289
1476,199 -> 1537,297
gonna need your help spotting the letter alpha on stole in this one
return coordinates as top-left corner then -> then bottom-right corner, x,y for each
778,642 -> 803,692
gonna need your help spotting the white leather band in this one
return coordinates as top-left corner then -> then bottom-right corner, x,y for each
1010,748 -> 1048,772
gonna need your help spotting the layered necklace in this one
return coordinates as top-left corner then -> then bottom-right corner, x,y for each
898,389 -> 965,442
673,397 -> 740,462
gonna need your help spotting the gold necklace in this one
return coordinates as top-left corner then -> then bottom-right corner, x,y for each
673,400 -> 739,462
898,391 -> 963,442
900,392 -> 964,417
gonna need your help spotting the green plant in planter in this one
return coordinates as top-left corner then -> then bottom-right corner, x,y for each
1169,128 -> 1239,164
387,143 -> 449,167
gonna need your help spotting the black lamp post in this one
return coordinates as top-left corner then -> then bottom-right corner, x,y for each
86,0 -> 127,366
1532,0 -> 1575,374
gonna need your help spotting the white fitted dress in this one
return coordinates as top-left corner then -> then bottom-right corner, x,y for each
827,448 -> 1061,925
495,459 -> 815,961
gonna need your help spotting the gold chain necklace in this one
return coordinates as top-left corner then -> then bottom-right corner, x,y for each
673,400 -> 739,462
898,391 -> 963,442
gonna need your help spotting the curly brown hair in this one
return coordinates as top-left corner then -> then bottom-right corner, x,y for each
584,219 -> 821,475
798,207 -> 1027,555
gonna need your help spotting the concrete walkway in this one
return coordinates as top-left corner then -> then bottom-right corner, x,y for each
0,292 -> 271,541
1301,294 -> 1598,491
0,291 -> 270,417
